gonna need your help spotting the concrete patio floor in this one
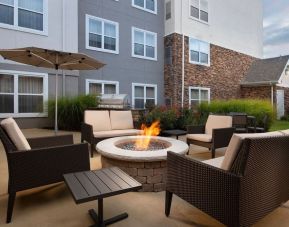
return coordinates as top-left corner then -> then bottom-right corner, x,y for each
0,129 -> 289,227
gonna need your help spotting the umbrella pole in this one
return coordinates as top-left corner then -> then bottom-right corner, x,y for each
55,70 -> 58,134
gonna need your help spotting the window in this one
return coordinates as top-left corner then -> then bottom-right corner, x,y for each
0,70 -> 48,117
132,27 -> 157,60
0,0 -> 47,34
189,38 -> 210,65
85,79 -> 119,95
132,0 -> 157,14
86,15 -> 119,54
132,83 -> 157,109
165,1 -> 171,20
189,0 -> 208,23
189,87 -> 210,108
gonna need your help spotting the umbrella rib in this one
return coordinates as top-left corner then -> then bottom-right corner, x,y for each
30,52 -> 55,67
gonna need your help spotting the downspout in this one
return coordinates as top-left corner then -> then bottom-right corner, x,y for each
181,0 -> 185,108
62,0 -> 66,97
271,83 -> 274,107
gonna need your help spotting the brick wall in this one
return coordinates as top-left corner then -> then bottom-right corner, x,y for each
164,33 -> 256,107
240,86 -> 274,101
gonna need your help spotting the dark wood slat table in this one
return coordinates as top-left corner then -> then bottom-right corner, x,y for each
162,129 -> 187,140
64,167 -> 142,227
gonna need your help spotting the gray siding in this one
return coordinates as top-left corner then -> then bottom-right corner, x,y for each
78,0 -> 165,107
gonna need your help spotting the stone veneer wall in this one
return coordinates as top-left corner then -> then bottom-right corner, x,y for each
164,33 -> 256,107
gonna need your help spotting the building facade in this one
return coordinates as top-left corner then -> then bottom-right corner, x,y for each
164,0 -> 263,107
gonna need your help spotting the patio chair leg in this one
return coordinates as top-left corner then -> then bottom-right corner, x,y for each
165,191 -> 173,217
6,192 -> 16,223
211,148 -> 216,159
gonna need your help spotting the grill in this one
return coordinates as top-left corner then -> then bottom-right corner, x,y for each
98,94 -> 130,109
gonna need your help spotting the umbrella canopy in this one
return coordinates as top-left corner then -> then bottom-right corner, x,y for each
0,47 -> 105,133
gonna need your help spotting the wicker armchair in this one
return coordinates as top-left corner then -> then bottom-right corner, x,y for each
165,135 -> 289,227
0,124 -> 90,223
186,115 -> 234,158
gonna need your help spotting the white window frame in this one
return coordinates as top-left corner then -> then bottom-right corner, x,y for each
189,37 -> 210,66
189,86 -> 210,107
132,27 -> 157,61
0,0 -> 48,36
132,83 -> 157,109
85,14 -> 119,54
85,79 -> 119,95
0,70 -> 48,118
132,0 -> 157,14
189,0 -> 209,24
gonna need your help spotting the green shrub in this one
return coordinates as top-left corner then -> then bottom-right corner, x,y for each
199,99 -> 275,130
48,95 -> 99,130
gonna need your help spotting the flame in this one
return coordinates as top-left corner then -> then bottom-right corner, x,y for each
135,121 -> 161,150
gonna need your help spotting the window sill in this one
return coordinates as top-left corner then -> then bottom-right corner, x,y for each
0,23 -> 48,36
132,54 -> 157,61
188,16 -> 209,26
189,60 -> 210,67
86,45 -> 119,55
132,4 -> 157,15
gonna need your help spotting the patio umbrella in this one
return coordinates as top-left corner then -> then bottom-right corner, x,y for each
0,47 -> 105,133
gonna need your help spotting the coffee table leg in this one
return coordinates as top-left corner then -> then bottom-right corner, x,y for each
89,198 -> 128,227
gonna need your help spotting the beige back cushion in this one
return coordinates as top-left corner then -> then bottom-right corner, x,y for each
205,115 -> 233,135
84,110 -> 111,131
221,131 -> 283,171
110,111 -> 134,130
0,118 -> 31,151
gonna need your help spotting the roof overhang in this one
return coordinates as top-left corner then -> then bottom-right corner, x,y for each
240,81 -> 278,87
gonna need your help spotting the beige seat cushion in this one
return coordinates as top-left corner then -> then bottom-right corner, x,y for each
186,134 -> 212,142
202,156 -> 224,168
205,115 -> 232,135
93,129 -> 142,138
110,111 -> 134,130
221,131 -> 284,171
0,118 -> 31,151
84,110 -> 111,131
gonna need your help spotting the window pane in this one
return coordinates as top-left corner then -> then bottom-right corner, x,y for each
89,83 -> 102,95
200,90 -> 208,100
200,0 -> 208,12
190,51 -> 199,62
0,0 -> 14,5
134,43 -> 144,56
104,84 -> 116,94
190,89 -> 199,99
0,4 -> 13,25
146,46 -> 155,58
89,19 -> 102,34
166,1 -> 171,20
191,0 -> 199,7
135,86 -> 144,97
104,37 -> 116,50
146,87 -> 155,98
135,99 -> 144,109
146,0 -> 155,11
18,9 -> 43,31
200,52 -> 208,64
89,33 -> 102,48
190,6 -> 199,18
145,99 -> 155,107
18,76 -> 43,94
190,38 -> 199,51
134,0 -> 144,7
200,41 -> 209,53
0,95 -> 14,113
200,11 -> 208,22
104,22 -> 116,37
134,30 -> 144,44
0,74 -> 14,93
146,33 -> 155,47
19,95 -> 43,113
190,100 -> 199,109
19,0 -> 43,12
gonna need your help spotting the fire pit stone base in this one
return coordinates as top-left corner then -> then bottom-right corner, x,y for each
101,156 -> 167,192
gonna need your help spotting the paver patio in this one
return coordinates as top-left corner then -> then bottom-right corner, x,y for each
0,129 -> 289,226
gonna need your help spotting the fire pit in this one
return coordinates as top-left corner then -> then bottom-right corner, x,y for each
96,135 -> 188,192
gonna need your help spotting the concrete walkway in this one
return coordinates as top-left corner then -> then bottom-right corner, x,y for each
0,129 -> 289,226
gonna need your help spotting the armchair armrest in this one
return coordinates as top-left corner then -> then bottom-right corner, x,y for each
186,125 -> 205,134
27,134 -> 74,149
212,127 -> 235,149
166,151 -> 240,225
7,143 -> 90,192
81,122 -> 93,143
